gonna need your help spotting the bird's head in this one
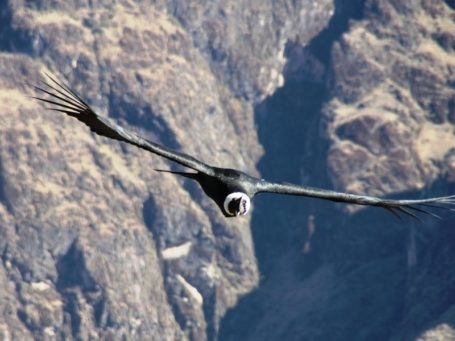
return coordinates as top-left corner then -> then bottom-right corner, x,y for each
223,192 -> 251,217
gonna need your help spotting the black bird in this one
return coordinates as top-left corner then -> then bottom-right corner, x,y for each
33,74 -> 455,219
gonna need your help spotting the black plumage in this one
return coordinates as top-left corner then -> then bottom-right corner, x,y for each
33,74 -> 455,219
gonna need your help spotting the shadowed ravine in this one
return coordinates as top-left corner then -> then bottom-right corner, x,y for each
219,1 -> 366,339
250,0 -> 367,279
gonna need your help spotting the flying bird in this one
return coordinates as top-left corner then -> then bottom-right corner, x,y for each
32,74 -> 455,219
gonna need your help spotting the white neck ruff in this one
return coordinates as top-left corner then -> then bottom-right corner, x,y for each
223,192 -> 251,216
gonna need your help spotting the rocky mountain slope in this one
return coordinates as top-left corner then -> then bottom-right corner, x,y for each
221,1 -> 455,340
0,0 -> 454,340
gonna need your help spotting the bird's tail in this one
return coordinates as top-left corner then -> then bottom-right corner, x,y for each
154,169 -> 198,180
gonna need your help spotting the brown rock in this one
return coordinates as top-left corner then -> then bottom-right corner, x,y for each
0,0 -> 333,339
326,0 -> 455,197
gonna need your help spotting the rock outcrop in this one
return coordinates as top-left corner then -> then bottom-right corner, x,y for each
326,0 -> 455,198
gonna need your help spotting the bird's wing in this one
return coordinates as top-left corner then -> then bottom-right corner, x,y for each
255,180 -> 455,219
32,74 -> 215,176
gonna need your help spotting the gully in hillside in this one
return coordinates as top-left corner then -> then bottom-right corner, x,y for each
33,73 -> 455,219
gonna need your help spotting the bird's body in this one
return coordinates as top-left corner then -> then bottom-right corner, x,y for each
156,168 -> 257,216
33,73 -> 455,219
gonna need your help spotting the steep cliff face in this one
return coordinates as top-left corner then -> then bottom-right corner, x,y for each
326,0 -> 455,197
327,4 -> 455,339
221,0 -> 455,340
0,0 -> 333,340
